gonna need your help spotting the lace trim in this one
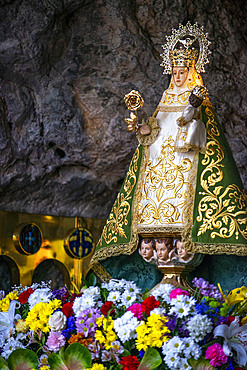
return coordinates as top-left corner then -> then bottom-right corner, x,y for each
92,262 -> 112,282
158,106 -> 185,113
174,144 -> 206,154
188,242 -> 247,256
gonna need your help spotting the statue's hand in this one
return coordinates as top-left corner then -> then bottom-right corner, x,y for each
138,124 -> 152,136
177,116 -> 187,127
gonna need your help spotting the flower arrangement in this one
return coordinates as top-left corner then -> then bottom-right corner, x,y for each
0,276 -> 247,370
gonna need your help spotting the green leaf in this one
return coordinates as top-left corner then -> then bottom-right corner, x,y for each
48,353 -> 68,370
88,272 -> 97,287
64,343 -> 92,369
7,349 -> 39,370
188,356 -> 214,370
0,356 -> 10,370
138,348 -> 162,370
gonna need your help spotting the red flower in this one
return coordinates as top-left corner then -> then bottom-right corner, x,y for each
19,288 -> 34,304
100,301 -> 115,317
120,355 -> 140,370
141,295 -> 160,316
62,301 -> 74,317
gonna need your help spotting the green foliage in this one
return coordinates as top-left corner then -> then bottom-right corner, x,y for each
7,349 -> 39,370
0,356 -> 9,370
48,343 -> 92,370
138,348 -> 162,370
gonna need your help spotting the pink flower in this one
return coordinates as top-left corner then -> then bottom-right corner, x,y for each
46,331 -> 66,352
170,288 -> 189,299
205,343 -> 228,367
127,303 -> 143,320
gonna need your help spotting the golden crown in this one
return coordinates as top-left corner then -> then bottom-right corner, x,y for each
169,48 -> 198,68
161,22 -> 211,74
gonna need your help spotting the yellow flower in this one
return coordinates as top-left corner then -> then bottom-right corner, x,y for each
136,313 -> 170,351
88,365 -> 107,370
39,366 -> 50,370
0,291 -> 18,312
95,315 -> 117,350
25,299 -> 61,333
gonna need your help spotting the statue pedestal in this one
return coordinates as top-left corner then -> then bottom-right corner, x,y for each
155,265 -> 195,291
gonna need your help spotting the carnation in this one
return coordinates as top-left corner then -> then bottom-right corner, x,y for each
18,288 -> 34,304
127,303 -> 143,320
100,301 -> 115,317
205,343 -> 228,367
141,296 -> 160,316
46,331 -> 66,352
170,288 -> 189,299
120,355 -> 140,370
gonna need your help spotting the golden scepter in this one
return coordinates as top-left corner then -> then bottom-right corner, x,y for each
124,90 -> 144,132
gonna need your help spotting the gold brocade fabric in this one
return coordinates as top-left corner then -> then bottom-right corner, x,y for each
136,90 -> 198,235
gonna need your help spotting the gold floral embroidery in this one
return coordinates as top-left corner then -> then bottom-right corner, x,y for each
161,91 -> 190,106
97,147 -> 140,246
138,136 -> 195,226
196,107 -> 247,240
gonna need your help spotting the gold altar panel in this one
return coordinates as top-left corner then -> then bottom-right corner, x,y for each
0,210 -> 105,290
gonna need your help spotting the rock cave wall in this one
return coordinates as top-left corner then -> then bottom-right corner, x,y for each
0,0 -> 246,219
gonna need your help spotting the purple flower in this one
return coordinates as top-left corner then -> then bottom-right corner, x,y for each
75,308 -> 101,337
192,277 -> 223,301
46,331 -> 66,352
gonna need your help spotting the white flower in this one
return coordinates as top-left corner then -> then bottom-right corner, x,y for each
169,300 -> 191,318
28,288 -> 52,309
162,336 -> 185,355
113,311 -> 139,342
151,307 -> 166,316
73,295 -> 95,317
0,300 -> 21,339
48,311 -> 67,331
187,314 -> 213,342
214,318 -> 247,367
151,284 -> 174,303
163,352 -> 182,369
179,358 -> 192,369
83,286 -> 100,300
1,337 -> 25,359
182,337 -> 201,360
120,290 -> 137,308
169,295 -> 195,318
107,291 -> 121,303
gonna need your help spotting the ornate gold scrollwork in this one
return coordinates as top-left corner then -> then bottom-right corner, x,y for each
196,107 -> 247,241
138,136 -> 194,226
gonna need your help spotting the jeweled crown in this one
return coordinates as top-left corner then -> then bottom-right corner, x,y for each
169,48 -> 198,68
161,22 -> 211,74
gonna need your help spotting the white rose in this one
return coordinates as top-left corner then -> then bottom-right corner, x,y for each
48,311 -> 67,331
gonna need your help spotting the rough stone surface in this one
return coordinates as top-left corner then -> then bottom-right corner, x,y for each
0,0 -> 246,219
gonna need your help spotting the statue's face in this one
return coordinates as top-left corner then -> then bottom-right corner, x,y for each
172,67 -> 188,87
156,242 -> 169,261
176,241 -> 190,260
140,240 -> 153,260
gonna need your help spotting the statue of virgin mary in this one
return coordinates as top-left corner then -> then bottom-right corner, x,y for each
90,23 -> 247,289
